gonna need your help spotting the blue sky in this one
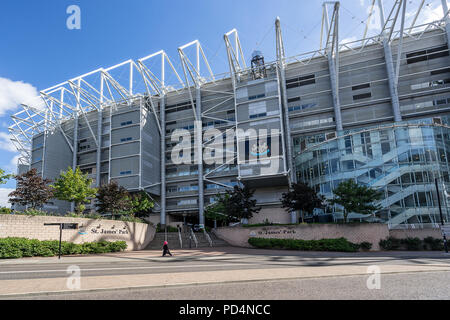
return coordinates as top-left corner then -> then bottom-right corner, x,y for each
0,0 -> 447,206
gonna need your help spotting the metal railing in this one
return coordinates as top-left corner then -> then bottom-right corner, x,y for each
190,227 -> 198,248
178,227 -> 183,249
203,228 -> 213,247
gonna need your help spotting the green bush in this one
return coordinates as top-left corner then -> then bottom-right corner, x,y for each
0,238 -> 127,259
379,236 -> 402,250
248,237 -> 360,252
380,236 -> 444,251
0,207 -> 12,215
359,242 -> 372,251
400,237 -> 422,251
423,237 -> 444,251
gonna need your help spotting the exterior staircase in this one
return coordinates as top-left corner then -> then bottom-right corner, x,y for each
146,230 -> 230,250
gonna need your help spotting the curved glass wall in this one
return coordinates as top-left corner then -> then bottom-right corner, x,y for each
294,118 -> 450,228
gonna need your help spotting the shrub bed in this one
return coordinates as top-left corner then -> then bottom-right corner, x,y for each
0,237 -> 127,259
379,236 -> 444,251
248,237 -> 363,252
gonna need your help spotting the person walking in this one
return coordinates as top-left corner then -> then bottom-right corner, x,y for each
162,241 -> 173,257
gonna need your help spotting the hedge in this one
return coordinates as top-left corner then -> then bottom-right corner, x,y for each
379,236 -> 444,251
0,238 -> 127,259
248,237 -> 363,252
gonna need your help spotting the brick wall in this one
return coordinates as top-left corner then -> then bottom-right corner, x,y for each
389,228 -> 443,240
0,215 -> 155,251
214,224 -> 390,251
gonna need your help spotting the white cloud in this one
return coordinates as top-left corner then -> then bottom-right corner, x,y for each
0,132 -> 18,153
0,188 -> 14,208
418,4 -> 444,25
0,77 -> 39,117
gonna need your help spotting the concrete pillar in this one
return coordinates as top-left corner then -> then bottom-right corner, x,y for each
196,87 -> 205,227
160,95 -> 167,228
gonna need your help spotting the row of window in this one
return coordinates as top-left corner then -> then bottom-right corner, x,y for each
120,120 -> 133,126
166,101 -> 195,114
165,116 -> 236,134
410,78 -> 450,90
401,96 -> 450,112
288,103 -> 317,112
286,74 -> 316,89
248,93 -> 266,100
406,45 -> 449,64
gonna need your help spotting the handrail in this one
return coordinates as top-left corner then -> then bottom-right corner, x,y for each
178,227 -> 183,249
203,229 -> 213,247
190,228 -> 198,248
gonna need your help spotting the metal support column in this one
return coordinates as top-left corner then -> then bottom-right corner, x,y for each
96,109 -> 103,188
442,0 -> 450,43
71,113 -> 79,212
378,0 -> 402,122
323,2 -> 343,132
160,95 -> 167,228
328,56 -> 343,132
196,87 -> 205,227
276,17 -> 297,224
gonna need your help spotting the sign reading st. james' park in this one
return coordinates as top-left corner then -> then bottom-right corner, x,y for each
249,228 -> 297,237
90,228 -> 130,235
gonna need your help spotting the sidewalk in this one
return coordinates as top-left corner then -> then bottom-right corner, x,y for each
1,263 -> 450,298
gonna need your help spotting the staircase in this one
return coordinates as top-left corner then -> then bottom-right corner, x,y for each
210,232 -> 230,247
146,230 -> 230,250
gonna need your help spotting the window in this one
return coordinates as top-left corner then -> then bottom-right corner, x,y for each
81,168 -> 93,175
288,103 -> 317,112
287,97 -> 300,103
411,79 -> 450,90
166,101 -> 195,114
249,101 -> 267,119
406,45 -> 449,64
431,67 -> 450,75
353,92 -> 372,101
352,83 -> 370,91
286,74 -> 315,89
120,120 -> 133,126
248,93 -> 265,100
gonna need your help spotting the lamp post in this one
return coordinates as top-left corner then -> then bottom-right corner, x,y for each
434,177 -> 448,253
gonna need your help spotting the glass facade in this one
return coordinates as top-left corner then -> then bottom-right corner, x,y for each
294,117 -> 450,227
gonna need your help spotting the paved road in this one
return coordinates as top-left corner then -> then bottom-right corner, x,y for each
1,247 -> 449,299
12,271 -> 450,300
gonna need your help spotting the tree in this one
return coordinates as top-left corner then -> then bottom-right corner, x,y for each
130,191 -> 154,218
0,168 -> 12,185
205,193 -> 232,228
281,182 -> 325,223
96,180 -> 131,219
329,179 -> 383,223
9,168 -> 54,209
52,167 -> 97,214
224,185 -> 261,223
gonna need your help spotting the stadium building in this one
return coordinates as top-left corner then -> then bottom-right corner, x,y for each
10,1 -> 450,229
